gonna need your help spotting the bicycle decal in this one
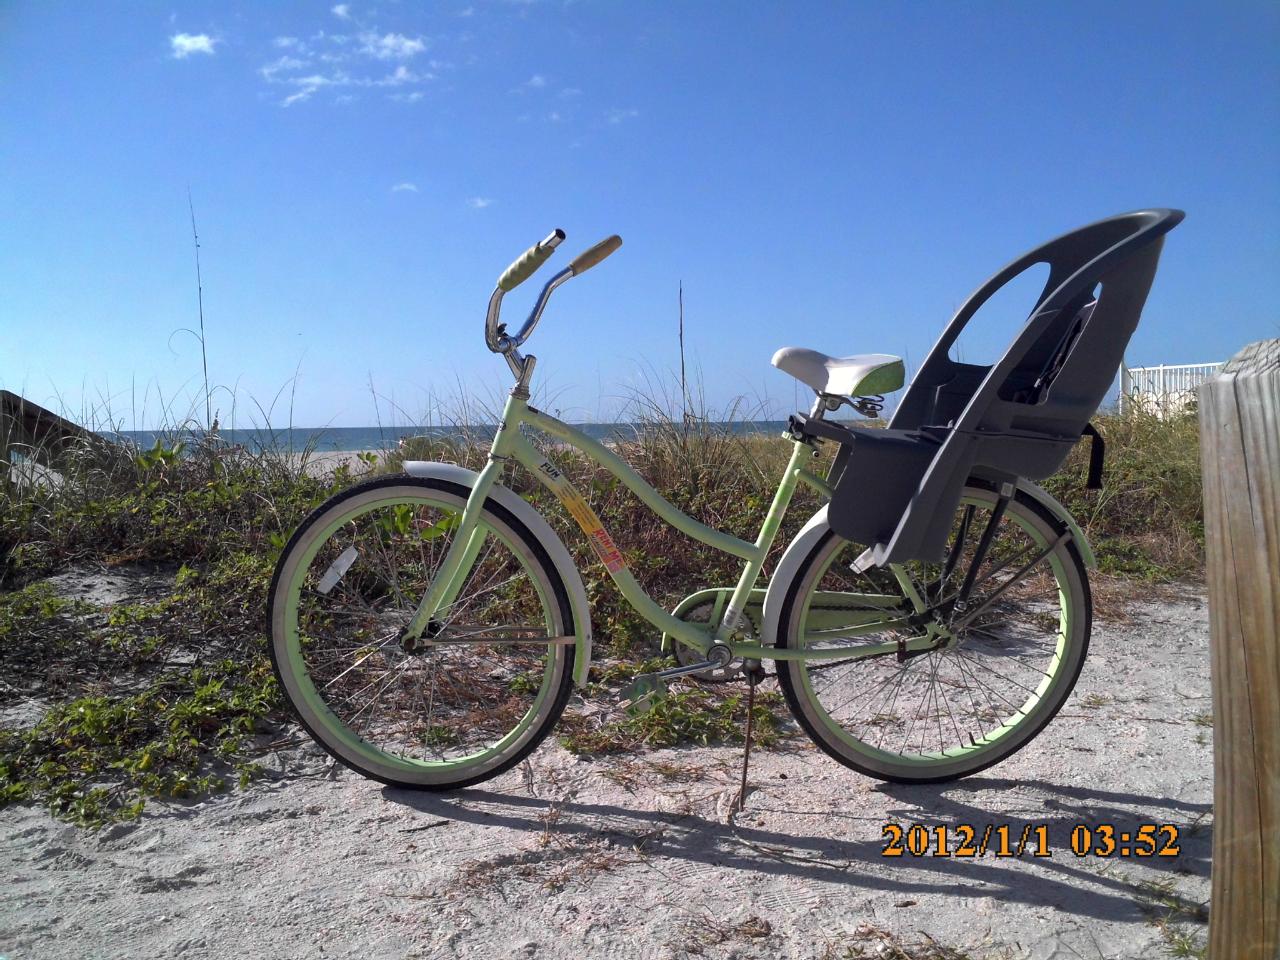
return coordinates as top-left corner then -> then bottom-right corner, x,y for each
537,458 -> 628,574
586,527 -> 627,574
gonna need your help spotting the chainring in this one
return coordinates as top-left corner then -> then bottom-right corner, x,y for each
671,598 -> 761,683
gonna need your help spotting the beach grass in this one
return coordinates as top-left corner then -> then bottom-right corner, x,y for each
0,395 -> 1203,825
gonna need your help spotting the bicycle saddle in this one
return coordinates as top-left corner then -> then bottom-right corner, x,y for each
771,347 -> 905,397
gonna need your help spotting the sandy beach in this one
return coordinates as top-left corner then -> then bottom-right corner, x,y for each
1,581 -> 1213,959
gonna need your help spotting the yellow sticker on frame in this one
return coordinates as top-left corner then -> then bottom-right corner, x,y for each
541,462 -> 628,574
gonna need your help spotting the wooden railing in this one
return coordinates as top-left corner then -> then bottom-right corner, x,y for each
1198,339 -> 1280,959
1,389 -> 119,477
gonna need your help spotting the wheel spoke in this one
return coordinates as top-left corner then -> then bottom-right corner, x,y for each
269,482 -> 571,788
781,486 -> 1089,777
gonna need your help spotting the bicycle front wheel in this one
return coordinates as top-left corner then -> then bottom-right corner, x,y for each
775,482 -> 1091,783
268,475 -> 576,789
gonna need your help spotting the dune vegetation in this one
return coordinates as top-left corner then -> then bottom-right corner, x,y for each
0,392 -> 1203,825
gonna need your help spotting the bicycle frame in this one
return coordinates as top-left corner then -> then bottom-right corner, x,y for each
403,391 -> 941,665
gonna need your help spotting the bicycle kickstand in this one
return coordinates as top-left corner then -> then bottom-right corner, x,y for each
732,660 -> 767,817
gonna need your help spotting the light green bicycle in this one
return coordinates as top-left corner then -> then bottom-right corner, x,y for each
267,229 -> 1094,790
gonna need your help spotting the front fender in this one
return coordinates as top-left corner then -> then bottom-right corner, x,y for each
403,461 -> 594,686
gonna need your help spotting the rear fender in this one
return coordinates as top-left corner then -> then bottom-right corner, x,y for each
761,481 -> 1095,648
1015,479 -> 1097,569
761,506 -> 833,650
403,461 -> 593,686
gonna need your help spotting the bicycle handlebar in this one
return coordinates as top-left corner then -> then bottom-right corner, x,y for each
485,229 -> 624,362
569,235 -> 622,276
498,229 -> 565,292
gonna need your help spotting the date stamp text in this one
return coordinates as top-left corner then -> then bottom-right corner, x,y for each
880,822 -> 1181,858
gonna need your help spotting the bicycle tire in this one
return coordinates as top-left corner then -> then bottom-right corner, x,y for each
267,475 -> 576,790
775,481 -> 1091,783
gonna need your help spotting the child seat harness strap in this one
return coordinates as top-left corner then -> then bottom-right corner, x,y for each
1081,422 -> 1105,490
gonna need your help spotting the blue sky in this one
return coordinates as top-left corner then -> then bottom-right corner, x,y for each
2,1 -> 1277,429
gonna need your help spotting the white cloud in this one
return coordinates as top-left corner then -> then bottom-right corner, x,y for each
289,73 -> 343,87
359,32 -> 426,59
458,6 -> 474,16
391,182 -> 419,192
548,111 -> 563,122
334,94 -> 356,104
559,87 -> 581,98
170,33 -> 217,59
510,73 -> 550,95
265,60 -> 432,106
377,64 -> 428,86
260,56 -> 307,80
260,17 -> 436,107
468,197 -> 492,209
279,73 -> 346,106
605,107 -> 639,125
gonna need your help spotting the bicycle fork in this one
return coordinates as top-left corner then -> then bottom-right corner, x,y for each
399,435 -> 513,648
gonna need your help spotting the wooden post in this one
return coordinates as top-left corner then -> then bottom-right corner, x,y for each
1199,338 -> 1280,960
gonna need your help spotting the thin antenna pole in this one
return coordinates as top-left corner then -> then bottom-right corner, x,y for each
188,189 -> 212,432
678,280 -> 689,424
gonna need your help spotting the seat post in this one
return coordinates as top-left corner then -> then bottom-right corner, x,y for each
809,394 -> 844,420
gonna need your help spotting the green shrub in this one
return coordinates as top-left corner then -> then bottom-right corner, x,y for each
0,399 -> 1205,824
1042,410 -> 1203,581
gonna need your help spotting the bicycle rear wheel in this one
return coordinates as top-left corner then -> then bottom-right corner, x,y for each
268,475 -> 576,789
775,482 -> 1091,783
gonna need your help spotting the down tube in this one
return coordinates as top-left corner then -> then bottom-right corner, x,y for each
507,431 -> 715,656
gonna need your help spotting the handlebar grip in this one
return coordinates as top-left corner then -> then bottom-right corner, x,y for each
498,229 -> 565,292
569,235 -> 622,277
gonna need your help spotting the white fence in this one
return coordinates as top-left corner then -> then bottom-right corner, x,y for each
1119,361 -> 1224,417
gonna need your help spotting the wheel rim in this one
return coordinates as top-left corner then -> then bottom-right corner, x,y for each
789,490 -> 1083,774
273,487 -> 567,783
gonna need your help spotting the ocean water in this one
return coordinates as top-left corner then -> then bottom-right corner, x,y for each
115,421 -> 794,453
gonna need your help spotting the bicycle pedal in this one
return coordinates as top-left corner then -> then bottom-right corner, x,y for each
619,673 -> 667,715
619,656 -> 727,715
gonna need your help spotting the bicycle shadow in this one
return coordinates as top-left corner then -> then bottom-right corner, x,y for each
380,770 -> 1212,927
